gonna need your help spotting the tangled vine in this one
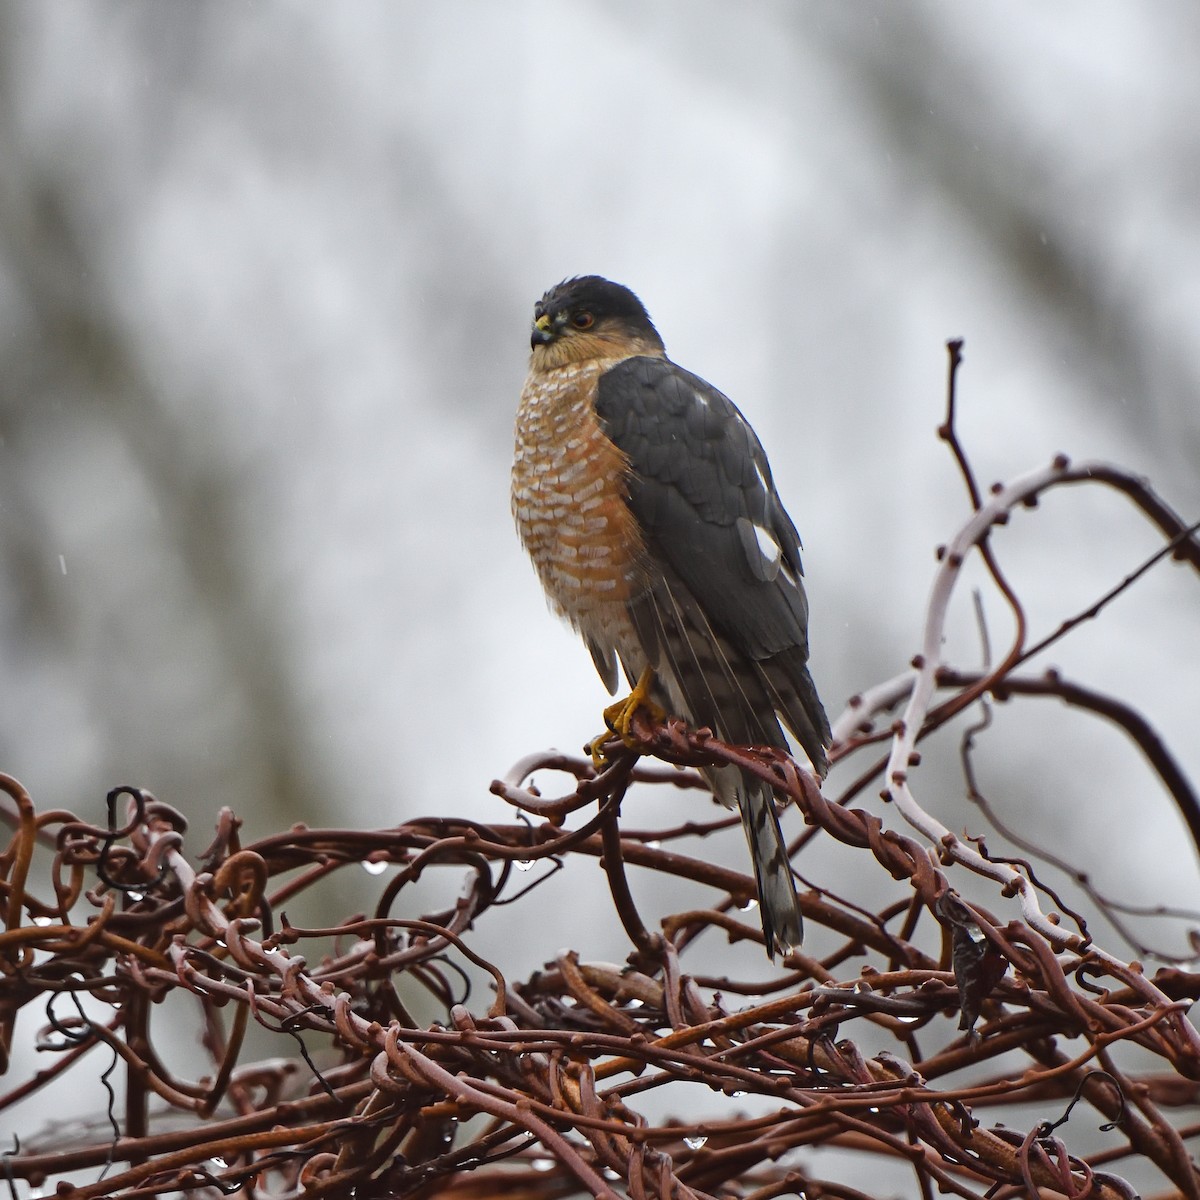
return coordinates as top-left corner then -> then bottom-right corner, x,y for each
2,344 -> 1200,1199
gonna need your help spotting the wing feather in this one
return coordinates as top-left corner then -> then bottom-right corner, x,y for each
596,355 -> 830,773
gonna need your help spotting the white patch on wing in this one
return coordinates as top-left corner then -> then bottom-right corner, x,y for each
754,460 -> 771,496
736,515 -> 782,582
753,523 -> 782,570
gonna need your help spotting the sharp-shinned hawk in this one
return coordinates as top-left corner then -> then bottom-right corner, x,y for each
511,276 -> 831,957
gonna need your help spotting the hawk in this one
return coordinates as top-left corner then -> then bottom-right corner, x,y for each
511,276 -> 831,957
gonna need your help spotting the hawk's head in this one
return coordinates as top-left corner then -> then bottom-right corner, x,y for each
529,276 -> 665,365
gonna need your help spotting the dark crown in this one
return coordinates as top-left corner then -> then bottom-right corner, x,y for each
535,276 -> 661,342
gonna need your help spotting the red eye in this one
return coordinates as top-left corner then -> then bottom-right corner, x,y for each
572,311 -> 595,329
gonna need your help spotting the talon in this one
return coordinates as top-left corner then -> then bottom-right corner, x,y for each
588,734 -> 614,772
587,667 -> 663,771
602,665 -> 665,744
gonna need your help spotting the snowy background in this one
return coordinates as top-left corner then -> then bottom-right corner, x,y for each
3,0 -> 1199,1059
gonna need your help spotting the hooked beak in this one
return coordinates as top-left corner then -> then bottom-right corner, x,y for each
530,312 -> 555,349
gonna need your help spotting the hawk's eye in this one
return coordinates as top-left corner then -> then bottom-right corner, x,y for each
571,311 -> 595,330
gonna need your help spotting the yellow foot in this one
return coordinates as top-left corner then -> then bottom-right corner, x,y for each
589,666 -> 665,769
604,665 -> 665,738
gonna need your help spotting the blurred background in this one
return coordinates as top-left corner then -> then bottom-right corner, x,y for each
2,0 -> 1199,1009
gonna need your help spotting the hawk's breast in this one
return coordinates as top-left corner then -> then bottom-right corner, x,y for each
512,360 -> 646,643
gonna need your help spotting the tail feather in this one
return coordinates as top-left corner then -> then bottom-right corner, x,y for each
711,767 -> 803,957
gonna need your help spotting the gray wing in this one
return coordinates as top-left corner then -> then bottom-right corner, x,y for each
595,355 -> 830,773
